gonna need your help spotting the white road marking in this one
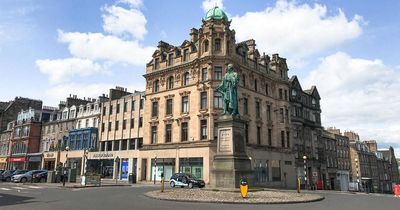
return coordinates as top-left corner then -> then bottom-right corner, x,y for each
12,187 -> 28,190
0,188 -> 11,191
26,185 -> 42,189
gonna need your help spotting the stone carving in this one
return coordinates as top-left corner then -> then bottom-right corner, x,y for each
217,64 -> 239,116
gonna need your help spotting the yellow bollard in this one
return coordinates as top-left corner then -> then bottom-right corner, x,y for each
161,173 -> 165,193
240,178 -> 248,198
297,176 -> 301,193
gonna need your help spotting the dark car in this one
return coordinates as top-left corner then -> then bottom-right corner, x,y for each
12,170 -> 46,183
169,173 -> 205,188
0,170 -> 16,182
32,171 -> 48,183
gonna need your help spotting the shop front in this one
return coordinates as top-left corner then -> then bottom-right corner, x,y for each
8,156 -> 27,170
87,152 -> 115,179
179,157 -> 203,179
27,154 -> 42,170
0,157 -> 7,169
42,152 -> 58,171
150,158 -> 176,181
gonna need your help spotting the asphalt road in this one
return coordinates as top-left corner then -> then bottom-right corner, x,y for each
0,182 -> 399,210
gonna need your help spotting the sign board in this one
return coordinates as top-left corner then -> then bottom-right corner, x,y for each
219,129 -> 232,152
9,157 -> 26,162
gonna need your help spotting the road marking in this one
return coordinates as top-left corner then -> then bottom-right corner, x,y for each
0,188 -> 11,191
26,185 -> 42,189
12,187 -> 28,190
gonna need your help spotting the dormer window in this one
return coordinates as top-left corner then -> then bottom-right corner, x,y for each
154,58 -> 160,69
214,38 -> 221,51
183,49 -> 189,62
292,89 -> 297,96
168,53 -> 173,66
312,98 -> 316,106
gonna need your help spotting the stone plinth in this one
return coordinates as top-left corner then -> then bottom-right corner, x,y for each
211,115 -> 253,188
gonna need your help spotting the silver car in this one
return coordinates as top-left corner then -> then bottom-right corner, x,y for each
12,170 -> 46,183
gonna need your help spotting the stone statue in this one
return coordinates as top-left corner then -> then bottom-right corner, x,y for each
217,64 -> 239,116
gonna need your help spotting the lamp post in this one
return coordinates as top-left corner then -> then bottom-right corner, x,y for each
355,158 -> 359,191
154,155 -> 157,184
115,156 -> 120,184
63,146 -> 70,187
303,155 -> 307,190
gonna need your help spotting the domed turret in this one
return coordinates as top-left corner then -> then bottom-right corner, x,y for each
203,6 -> 228,22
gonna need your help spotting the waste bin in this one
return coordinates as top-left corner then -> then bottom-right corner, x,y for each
47,171 -> 55,183
128,173 -> 137,184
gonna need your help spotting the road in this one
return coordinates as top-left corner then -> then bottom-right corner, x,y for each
0,182 -> 399,210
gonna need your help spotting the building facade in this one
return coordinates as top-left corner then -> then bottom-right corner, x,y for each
0,122 -> 13,169
140,7 -> 295,188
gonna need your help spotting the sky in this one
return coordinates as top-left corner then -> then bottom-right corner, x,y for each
0,0 -> 399,157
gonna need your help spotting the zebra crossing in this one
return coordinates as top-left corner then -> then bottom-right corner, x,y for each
0,185 -> 45,192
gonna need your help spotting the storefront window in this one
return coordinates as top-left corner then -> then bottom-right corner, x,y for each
151,158 -> 176,181
179,157 -> 203,179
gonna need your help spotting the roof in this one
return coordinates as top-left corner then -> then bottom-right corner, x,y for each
204,6 -> 228,22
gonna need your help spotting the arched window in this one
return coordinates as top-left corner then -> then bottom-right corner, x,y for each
214,38 -> 221,51
153,79 -> 159,92
183,72 -> 190,86
204,40 -> 209,52
167,76 -> 174,89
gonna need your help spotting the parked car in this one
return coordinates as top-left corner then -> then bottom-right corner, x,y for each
12,170 -> 46,183
169,173 -> 205,188
32,171 -> 48,183
0,170 -> 16,182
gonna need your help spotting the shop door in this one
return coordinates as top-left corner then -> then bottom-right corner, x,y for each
141,159 -> 147,181
121,160 -> 128,180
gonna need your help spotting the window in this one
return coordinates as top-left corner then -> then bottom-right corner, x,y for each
271,160 -> 281,181
153,80 -> 160,92
268,129 -> 272,146
280,108 -> 284,123
267,105 -> 272,121
213,67 -> 222,80
183,72 -> 190,86
123,120 -> 127,130
140,99 -> 144,109
154,58 -> 160,69
204,40 -> 209,52
266,84 -> 269,95
181,122 -> 188,142
132,100 -> 136,111
168,53 -> 173,66
151,126 -> 157,144
257,127 -> 261,145
243,98 -> 248,115
101,123 -> 105,132
279,88 -> 283,99
213,92 -> 223,108
200,92 -> 207,110
116,103 -> 120,114
130,118 -> 134,129
201,68 -> 208,81
281,131 -> 285,147
200,120 -> 207,140
181,96 -> 189,113
214,38 -> 221,51
242,74 -> 246,87
103,106 -> 106,116
85,119 -> 89,128
166,99 -> 173,115
245,123 -> 249,143
167,76 -> 174,89
115,121 -> 119,131
165,124 -> 172,143
256,101 -> 260,118
152,101 -> 159,117
108,122 -> 112,131
284,90 -> 288,100
139,117 -> 143,127
285,108 -> 289,122
286,132 -> 290,147
254,79 -> 258,91
183,49 -> 189,62
109,105 -> 113,115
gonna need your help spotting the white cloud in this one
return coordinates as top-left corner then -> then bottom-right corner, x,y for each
36,58 -> 106,84
102,5 -> 147,40
305,52 -> 400,153
202,0 -> 224,13
58,30 -> 155,66
231,0 -> 363,59
118,0 -> 142,8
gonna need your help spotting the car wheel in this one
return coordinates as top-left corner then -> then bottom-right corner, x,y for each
40,178 -> 46,183
170,182 -> 175,188
6,177 -> 11,182
188,183 -> 193,188
21,177 -> 27,183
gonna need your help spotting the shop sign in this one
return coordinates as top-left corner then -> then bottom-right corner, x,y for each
9,157 -> 26,162
92,153 -> 114,159
0,157 -> 7,163
46,153 -> 55,158
29,156 -> 41,162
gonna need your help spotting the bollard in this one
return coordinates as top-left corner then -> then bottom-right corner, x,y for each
297,176 -> 301,193
240,178 -> 248,198
161,173 -> 165,193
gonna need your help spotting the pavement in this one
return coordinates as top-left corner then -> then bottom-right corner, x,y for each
1,181 -> 399,210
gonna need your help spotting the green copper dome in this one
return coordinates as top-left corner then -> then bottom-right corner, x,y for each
204,6 -> 228,22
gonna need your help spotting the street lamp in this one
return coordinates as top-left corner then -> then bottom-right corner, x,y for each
115,156 -> 120,184
63,146 -> 70,187
303,155 -> 307,189
355,158 -> 359,191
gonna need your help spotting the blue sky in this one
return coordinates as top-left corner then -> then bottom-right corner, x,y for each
0,0 -> 399,156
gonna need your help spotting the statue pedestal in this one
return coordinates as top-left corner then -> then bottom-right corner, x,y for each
211,115 -> 253,188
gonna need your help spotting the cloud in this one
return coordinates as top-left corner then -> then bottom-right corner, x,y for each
202,0 -> 224,13
305,52 -> 400,153
118,0 -> 142,8
36,58 -> 106,84
231,0 -> 363,59
58,30 -> 155,66
102,5 -> 147,40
